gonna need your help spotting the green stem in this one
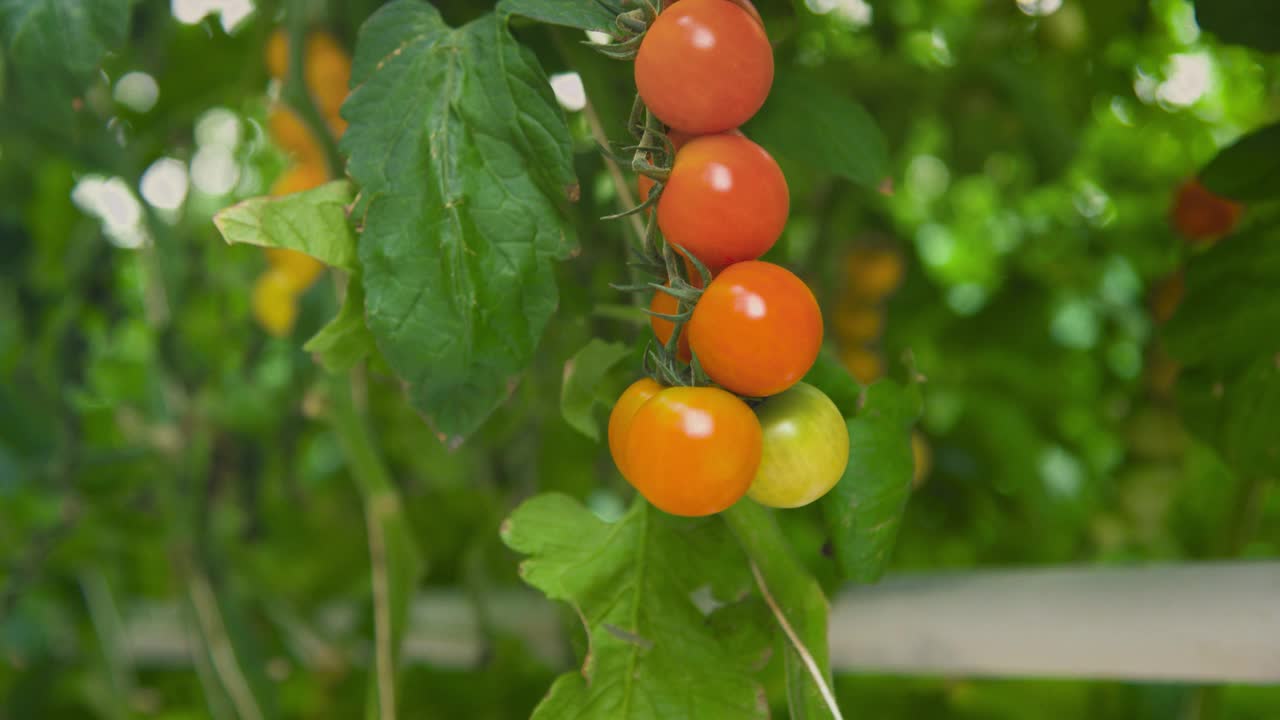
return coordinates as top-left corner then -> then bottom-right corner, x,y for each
282,0 -> 345,178
326,372 -> 394,498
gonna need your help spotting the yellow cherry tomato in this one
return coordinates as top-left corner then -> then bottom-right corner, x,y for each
270,163 -> 328,197
252,269 -> 301,337
264,248 -> 325,292
841,347 -> 884,385
845,246 -> 904,300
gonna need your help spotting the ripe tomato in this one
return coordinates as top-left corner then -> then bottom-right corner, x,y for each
252,269 -> 300,337
608,378 -> 664,480
305,31 -> 351,121
268,109 -> 325,165
638,128 -> 739,206
270,163 -> 328,196
1170,178 -> 1242,244
657,133 -> 788,270
688,261 -> 822,397
845,246 -> 904,300
622,386 -> 762,516
265,30 -> 290,79
635,0 -> 773,135
748,382 -> 848,508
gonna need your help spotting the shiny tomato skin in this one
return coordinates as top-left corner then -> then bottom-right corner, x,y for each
657,133 -> 788,271
608,378 -> 665,480
749,382 -> 849,508
623,386 -> 762,516
663,0 -> 764,27
1170,178 -> 1243,244
635,0 -> 773,135
688,261 -> 822,397
639,129 -> 738,206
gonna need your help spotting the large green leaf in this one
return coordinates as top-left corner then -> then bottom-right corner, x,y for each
1164,226 -> 1280,371
501,494 -> 767,720
343,1 -> 577,442
213,181 -> 358,270
822,379 -> 922,583
1199,122 -> 1280,202
0,0 -> 130,129
560,339 -> 632,441
744,69 -> 890,191
1194,0 -> 1280,53
499,0 -> 619,33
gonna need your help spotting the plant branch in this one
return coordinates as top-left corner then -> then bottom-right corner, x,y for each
583,97 -> 647,247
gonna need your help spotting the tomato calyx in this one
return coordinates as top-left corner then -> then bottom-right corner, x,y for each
587,0 -> 662,61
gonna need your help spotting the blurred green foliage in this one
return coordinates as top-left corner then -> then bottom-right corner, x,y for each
1,0 -> 1278,717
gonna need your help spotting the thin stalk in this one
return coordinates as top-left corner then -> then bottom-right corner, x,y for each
282,0 -> 344,178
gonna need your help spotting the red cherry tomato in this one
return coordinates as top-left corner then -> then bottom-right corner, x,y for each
688,261 -> 822,397
635,0 -> 774,135
657,133 -> 789,271
622,386 -> 762,516
638,128 -> 739,206
662,0 -> 764,27
1170,178 -> 1243,244
608,378 -> 665,480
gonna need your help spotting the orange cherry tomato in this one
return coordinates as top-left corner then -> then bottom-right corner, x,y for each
688,261 -> 822,397
841,347 -> 883,385
265,30 -> 290,79
635,0 -> 773,135
608,378 -> 665,480
833,304 -> 884,344
1170,178 -> 1243,244
270,163 -> 328,196
622,386 -> 762,516
305,31 -> 351,121
268,108 -> 325,165
638,129 -> 735,206
658,133 -> 788,271
264,248 -> 326,292
845,246 -> 904,300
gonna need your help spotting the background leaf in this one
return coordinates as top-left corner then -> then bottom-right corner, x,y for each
560,339 -> 632,441
744,69 -> 890,191
501,494 -> 768,720
213,181 -> 358,270
1163,226 -> 1280,371
1198,122 -> 1280,202
0,0 -> 130,130
498,0 -> 618,33
343,1 -> 577,442
1194,0 -> 1280,53
803,350 -> 863,418
822,379 -> 922,583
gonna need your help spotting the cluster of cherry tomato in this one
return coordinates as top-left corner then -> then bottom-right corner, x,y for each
833,244 -> 904,385
607,0 -> 850,517
251,31 -> 350,337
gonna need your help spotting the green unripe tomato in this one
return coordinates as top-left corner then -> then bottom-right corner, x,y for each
748,382 -> 849,508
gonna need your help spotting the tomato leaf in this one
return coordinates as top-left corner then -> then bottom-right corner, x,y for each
822,378 -> 922,583
803,349 -> 863,419
498,0 -> 619,33
744,69 -> 889,191
213,181 -> 358,271
1163,226 -> 1280,372
501,494 -> 768,720
1198,122 -> 1280,202
343,2 -> 577,442
1194,0 -> 1280,53
304,278 -> 376,373
560,339 -> 632,441
0,0 -> 130,130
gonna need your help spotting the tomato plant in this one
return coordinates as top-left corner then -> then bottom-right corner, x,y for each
635,0 -> 774,134
1170,177 -> 1244,244
620,386 -> 762,516
749,382 -> 849,508
688,261 -> 823,397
